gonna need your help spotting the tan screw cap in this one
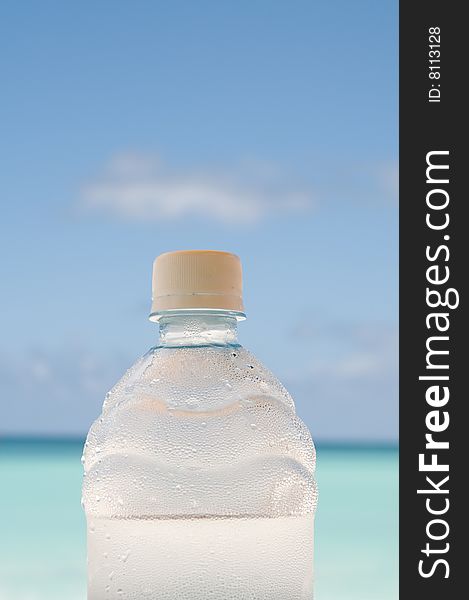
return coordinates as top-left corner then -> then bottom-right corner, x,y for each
149,250 -> 244,320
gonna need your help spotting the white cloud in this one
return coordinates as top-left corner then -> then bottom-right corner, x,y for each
0,346 -> 128,436
282,321 -> 398,442
80,153 -> 314,224
327,352 -> 388,378
311,159 -> 398,206
310,323 -> 398,379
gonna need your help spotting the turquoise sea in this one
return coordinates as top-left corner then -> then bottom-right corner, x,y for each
0,440 -> 397,600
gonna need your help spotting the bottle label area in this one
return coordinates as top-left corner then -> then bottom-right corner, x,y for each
88,515 -> 314,599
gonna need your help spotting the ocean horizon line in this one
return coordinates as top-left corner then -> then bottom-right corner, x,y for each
1,434 -> 398,451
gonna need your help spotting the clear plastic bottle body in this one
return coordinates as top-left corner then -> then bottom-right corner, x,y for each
82,312 -> 317,599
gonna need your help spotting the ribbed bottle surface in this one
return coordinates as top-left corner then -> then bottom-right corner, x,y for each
82,252 -> 317,599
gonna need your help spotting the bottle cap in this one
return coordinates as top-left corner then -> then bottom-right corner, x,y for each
149,250 -> 244,320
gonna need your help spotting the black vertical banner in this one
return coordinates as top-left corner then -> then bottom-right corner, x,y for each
400,1 -> 464,597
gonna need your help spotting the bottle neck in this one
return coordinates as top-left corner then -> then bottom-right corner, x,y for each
157,311 -> 240,347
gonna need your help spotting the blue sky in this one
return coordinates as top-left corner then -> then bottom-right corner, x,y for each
0,0 -> 397,441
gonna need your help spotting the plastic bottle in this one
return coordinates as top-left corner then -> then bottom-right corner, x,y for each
82,250 -> 317,599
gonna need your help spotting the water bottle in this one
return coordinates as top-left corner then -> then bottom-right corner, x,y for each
82,250 -> 317,599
